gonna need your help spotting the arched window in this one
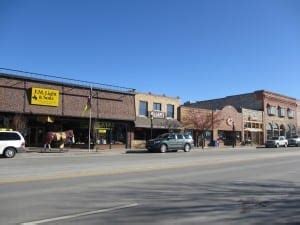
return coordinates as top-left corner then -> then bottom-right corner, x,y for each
279,124 -> 286,137
273,123 -> 279,137
286,125 -> 292,138
266,123 -> 273,140
292,125 -> 297,136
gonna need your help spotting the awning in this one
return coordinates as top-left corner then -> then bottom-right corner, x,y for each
135,117 -> 182,129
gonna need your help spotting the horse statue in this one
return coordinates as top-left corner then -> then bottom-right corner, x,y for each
43,130 -> 75,151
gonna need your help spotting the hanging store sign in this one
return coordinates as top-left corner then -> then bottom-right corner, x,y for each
150,111 -> 165,119
30,87 -> 59,107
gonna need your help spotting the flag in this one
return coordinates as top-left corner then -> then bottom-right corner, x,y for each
83,95 -> 91,112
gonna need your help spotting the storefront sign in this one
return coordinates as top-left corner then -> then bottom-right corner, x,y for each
98,129 -> 107,134
150,111 -> 165,119
94,122 -> 115,129
30,87 -> 59,107
226,117 -> 234,126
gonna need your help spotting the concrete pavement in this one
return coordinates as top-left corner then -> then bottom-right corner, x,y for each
1,147 -> 300,225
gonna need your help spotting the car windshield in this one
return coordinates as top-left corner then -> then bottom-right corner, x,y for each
291,136 -> 299,138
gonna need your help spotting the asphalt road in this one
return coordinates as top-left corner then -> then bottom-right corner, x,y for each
1,147 -> 300,225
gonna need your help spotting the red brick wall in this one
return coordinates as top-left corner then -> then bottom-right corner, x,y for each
0,76 -> 135,121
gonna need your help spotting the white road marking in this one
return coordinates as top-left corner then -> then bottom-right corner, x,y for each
21,203 -> 139,225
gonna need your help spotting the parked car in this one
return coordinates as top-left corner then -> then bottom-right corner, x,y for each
0,131 -> 26,158
146,133 -> 194,153
288,135 -> 300,147
265,136 -> 288,148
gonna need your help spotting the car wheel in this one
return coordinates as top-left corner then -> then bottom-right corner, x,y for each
4,147 -> 16,158
276,143 -> 280,148
297,143 -> 300,147
160,144 -> 167,153
184,144 -> 191,152
284,143 -> 288,148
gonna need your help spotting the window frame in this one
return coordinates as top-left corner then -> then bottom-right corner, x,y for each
139,101 -> 148,117
167,104 -> 175,118
153,102 -> 162,111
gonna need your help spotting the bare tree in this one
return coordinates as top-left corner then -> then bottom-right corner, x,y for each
163,119 -> 181,132
182,108 -> 222,148
12,114 -> 27,135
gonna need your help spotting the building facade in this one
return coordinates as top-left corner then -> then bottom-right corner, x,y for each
133,92 -> 181,148
179,105 -> 244,147
242,108 -> 264,145
297,100 -> 300,135
184,90 -> 298,143
0,73 -> 136,149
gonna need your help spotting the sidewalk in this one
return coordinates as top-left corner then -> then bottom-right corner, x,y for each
21,145 -> 265,158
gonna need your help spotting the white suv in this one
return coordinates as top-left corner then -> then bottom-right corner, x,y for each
0,131 -> 26,158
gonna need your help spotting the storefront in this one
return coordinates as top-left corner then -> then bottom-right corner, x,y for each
133,92 -> 181,148
0,71 -> 136,149
179,105 -> 243,147
242,108 -> 264,145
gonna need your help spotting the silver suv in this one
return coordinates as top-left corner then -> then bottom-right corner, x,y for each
146,133 -> 194,153
0,131 -> 26,158
288,135 -> 300,147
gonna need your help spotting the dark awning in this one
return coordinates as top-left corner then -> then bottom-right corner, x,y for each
135,117 -> 183,129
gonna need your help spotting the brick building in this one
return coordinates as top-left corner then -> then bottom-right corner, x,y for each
0,72 -> 136,149
184,90 -> 297,143
133,92 -> 181,148
179,105 -> 244,147
297,100 -> 300,134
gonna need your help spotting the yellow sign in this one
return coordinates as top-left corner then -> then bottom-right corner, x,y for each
30,88 -> 59,107
98,129 -> 107,134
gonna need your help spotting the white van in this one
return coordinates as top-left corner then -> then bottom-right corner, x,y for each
0,131 -> 26,158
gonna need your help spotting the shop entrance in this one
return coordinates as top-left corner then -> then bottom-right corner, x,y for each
218,130 -> 241,146
28,127 -> 45,147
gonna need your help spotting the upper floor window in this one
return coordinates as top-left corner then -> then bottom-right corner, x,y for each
278,107 -> 286,117
153,103 -> 162,111
287,109 -> 295,118
267,105 -> 277,116
139,101 -> 148,117
167,104 -> 175,118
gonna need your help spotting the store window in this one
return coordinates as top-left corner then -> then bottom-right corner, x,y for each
153,102 -> 162,111
139,101 -> 148,116
167,104 -> 175,118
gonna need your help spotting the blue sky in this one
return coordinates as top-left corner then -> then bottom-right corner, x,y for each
1,0 -> 300,102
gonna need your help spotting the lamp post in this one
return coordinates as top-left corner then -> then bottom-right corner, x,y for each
232,122 -> 236,148
211,109 -> 214,144
150,111 -> 154,139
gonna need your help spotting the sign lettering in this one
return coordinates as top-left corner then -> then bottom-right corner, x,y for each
30,88 -> 59,107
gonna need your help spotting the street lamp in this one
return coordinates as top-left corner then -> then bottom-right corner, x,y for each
232,122 -> 236,148
150,111 -> 154,139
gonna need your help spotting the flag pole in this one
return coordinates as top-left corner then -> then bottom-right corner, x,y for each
88,86 -> 92,152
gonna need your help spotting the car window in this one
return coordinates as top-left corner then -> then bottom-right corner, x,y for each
0,132 -> 21,141
177,134 -> 184,140
168,134 -> 176,140
184,134 -> 192,139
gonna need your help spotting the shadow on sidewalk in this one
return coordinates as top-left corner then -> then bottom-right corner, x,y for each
126,150 -> 150,154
